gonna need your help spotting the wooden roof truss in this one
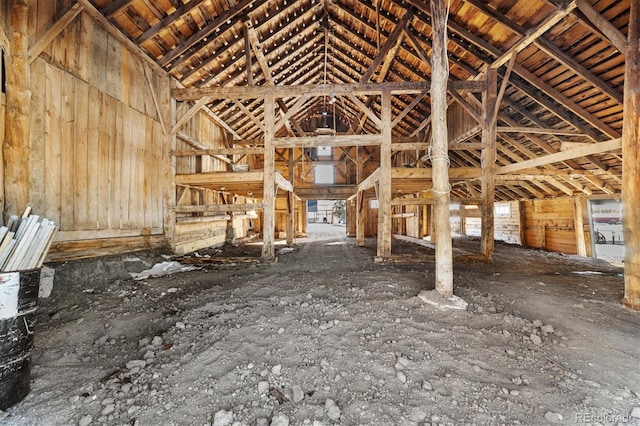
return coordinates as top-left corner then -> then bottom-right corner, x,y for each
89,0 -> 627,200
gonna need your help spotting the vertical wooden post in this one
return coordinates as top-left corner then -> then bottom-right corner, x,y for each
459,205 -> 467,236
430,0 -> 453,296
481,68 -> 498,259
286,190 -> 294,246
262,93 -> 276,259
518,200 -> 527,247
623,0 -> 640,310
3,0 -> 31,219
356,191 -> 365,246
420,201 -> 429,239
300,199 -> 307,235
377,91 -> 392,258
574,196 -> 587,256
429,204 -> 436,244
285,148 -> 295,246
165,79 -> 178,251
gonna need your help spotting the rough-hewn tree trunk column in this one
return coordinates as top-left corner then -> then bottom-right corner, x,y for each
430,0 -> 453,296
286,190 -> 294,246
4,0 -> 31,219
299,200 -> 307,235
481,69 -> 498,259
622,0 -> 640,310
262,93 -> 276,259
377,91 -> 392,258
356,192 -> 365,246
286,148 -> 295,246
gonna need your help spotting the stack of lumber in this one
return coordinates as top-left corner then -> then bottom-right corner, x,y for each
0,207 -> 58,272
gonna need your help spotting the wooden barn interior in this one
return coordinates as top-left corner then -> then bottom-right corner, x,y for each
3,0 -> 636,306
3,0 -> 640,423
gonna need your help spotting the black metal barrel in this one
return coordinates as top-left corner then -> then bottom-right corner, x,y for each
0,269 -> 40,410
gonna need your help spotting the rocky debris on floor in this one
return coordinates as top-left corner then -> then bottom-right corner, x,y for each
3,237 -> 639,426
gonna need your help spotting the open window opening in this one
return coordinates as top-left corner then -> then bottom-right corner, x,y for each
314,164 -> 334,184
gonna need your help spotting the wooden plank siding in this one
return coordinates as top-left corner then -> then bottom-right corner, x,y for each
25,9 -> 170,260
464,202 -> 521,245
520,198 -> 583,254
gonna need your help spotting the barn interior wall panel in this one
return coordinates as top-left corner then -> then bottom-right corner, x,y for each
25,9 -> 171,260
521,198 -> 583,254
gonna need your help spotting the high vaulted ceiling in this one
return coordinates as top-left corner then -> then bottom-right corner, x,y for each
90,0 -> 628,200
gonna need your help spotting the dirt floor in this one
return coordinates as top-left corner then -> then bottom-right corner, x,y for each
2,223 -> 640,426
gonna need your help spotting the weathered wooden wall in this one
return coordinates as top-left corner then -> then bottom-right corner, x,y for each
347,197 -> 378,237
25,9 -> 170,260
464,202 -> 521,245
520,197 -> 590,255
173,107 -> 245,254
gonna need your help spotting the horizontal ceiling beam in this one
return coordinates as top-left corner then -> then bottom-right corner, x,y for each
496,137 -> 622,174
274,134 -> 383,149
172,80 -> 486,101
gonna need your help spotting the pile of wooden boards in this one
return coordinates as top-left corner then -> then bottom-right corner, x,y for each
0,207 -> 58,272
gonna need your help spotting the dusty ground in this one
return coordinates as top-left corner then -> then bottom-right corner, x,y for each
2,223 -> 640,426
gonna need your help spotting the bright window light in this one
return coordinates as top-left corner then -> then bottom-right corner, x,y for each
495,203 -> 511,217
315,164 -> 334,184
317,146 -> 332,157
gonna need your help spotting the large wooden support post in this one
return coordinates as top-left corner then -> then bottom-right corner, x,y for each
286,191 -> 294,246
419,204 -> 429,239
165,80 -> 178,251
3,0 -> 31,219
622,0 -> 640,310
518,200 -> 527,247
285,148 -> 295,246
262,93 -> 276,259
481,68 -> 498,259
430,0 -> 453,296
356,192 -> 365,246
299,200 -> 307,235
574,197 -> 587,257
377,91 -> 392,258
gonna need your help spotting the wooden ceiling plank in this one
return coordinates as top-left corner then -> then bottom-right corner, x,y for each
489,0 -> 577,69
275,95 -> 311,134
461,0 -> 623,105
404,0 -> 621,141
245,20 -> 274,85
102,0 -> 133,18
575,0 -> 626,52
346,94 -> 383,129
136,0 -> 207,44
159,0 -> 255,67
244,23 -> 254,86
404,26 -> 430,66
392,89 -> 429,128
277,99 -> 307,137
233,99 -> 266,133
360,10 -> 413,83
